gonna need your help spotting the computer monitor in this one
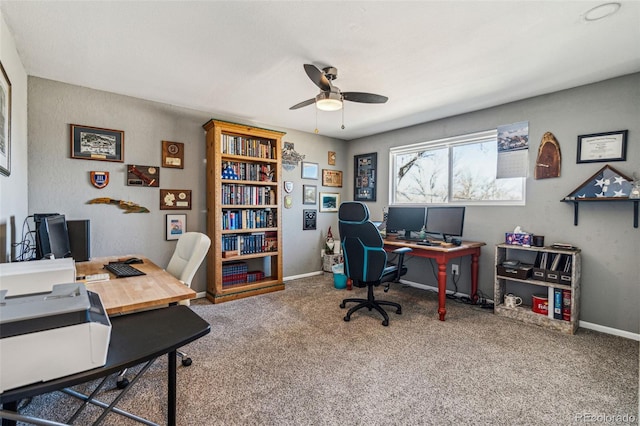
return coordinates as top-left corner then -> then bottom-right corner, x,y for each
41,214 -> 72,259
385,206 -> 427,236
425,206 -> 465,240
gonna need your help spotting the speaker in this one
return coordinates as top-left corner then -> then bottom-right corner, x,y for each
67,220 -> 91,262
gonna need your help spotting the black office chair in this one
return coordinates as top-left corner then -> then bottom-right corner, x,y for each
338,202 -> 411,326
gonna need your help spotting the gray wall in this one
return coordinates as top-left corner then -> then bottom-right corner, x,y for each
27,77 -> 346,294
347,73 -> 640,334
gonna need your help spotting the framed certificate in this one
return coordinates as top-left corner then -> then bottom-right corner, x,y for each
577,130 -> 628,163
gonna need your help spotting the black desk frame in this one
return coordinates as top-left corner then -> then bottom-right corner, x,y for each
1,305 -> 210,426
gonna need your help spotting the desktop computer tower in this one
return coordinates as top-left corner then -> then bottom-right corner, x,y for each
67,220 -> 91,262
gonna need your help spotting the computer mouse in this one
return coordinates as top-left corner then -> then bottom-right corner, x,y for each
124,257 -> 143,264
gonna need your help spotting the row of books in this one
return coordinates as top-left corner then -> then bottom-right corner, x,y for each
222,232 -> 278,255
222,162 -> 274,182
221,134 -> 276,159
550,288 -> 571,321
221,184 -> 276,206
222,261 -> 248,286
223,209 -> 275,230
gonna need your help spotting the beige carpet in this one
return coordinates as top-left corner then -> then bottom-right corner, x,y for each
13,274 -> 640,425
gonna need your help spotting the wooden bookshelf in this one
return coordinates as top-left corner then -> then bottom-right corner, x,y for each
202,119 -> 285,303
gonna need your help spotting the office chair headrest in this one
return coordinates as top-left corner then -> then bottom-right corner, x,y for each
338,202 -> 370,224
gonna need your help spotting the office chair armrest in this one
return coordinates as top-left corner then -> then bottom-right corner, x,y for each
391,247 -> 412,282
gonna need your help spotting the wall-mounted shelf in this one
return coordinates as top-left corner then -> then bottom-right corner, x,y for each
561,164 -> 638,228
561,198 -> 639,228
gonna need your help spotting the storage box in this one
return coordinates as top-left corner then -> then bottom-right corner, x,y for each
505,232 -> 532,246
496,264 -> 533,280
323,253 -> 344,272
532,267 -> 546,281
545,270 -> 560,283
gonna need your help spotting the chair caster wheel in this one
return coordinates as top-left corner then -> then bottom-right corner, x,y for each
340,302 -> 346,308
181,357 -> 192,367
382,319 -> 389,326
116,378 -> 129,389
344,316 -> 350,322
396,309 -> 402,315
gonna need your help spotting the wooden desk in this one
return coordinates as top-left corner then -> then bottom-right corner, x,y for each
383,239 -> 486,321
76,255 -> 196,315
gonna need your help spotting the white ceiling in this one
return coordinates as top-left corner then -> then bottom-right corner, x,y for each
2,1 -> 639,140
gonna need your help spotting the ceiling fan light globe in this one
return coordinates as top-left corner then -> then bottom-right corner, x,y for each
315,92 -> 343,111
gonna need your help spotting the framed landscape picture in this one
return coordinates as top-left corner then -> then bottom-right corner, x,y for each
70,124 -> 124,162
319,192 -> 340,213
0,61 -> 11,176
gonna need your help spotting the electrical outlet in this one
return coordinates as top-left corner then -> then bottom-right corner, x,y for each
451,264 -> 459,275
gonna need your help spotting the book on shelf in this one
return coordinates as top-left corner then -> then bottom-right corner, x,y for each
553,288 -> 563,320
562,289 -> 571,321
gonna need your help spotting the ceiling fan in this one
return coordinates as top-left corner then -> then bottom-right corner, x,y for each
289,64 -> 388,111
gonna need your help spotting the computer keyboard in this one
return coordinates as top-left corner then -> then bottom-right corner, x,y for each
104,262 -> 146,278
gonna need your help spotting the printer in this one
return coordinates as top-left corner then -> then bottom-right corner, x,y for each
0,283 -> 111,393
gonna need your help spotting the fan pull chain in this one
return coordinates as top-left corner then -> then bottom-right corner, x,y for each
341,104 -> 345,130
314,107 -> 319,134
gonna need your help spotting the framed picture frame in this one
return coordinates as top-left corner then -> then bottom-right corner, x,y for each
127,164 -> 160,187
319,192 -> 340,213
328,151 -> 336,166
303,209 -> 317,230
354,153 -> 377,201
160,189 -> 192,210
162,141 -> 184,168
577,130 -> 628,163
166,214 -> 187,241
70,124 -> 124,162
0,61 -> 12,176
322,169 -> 343,187
301,161 -> 319,179
303,185 -> 317,205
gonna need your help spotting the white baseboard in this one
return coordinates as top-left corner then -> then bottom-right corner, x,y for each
196,276 -> 639,341
578,321 -> 640,341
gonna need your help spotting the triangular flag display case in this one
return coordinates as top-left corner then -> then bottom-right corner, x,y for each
562,164 -> 638,228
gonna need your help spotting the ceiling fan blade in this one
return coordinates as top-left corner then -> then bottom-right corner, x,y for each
289,98 -> 316,110
342,92 -> 388,104
304,64 -> 331,91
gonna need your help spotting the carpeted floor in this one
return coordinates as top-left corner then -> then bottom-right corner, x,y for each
12,274 -> 640,425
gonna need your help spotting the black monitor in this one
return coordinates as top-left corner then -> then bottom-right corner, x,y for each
425,206 -> 465,240
385,206 -> 426,236
40,214 -> 72,259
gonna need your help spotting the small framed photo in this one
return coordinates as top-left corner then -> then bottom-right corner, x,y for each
322,169 -> 343,187
301,161 -> 319,179
160,189 -> 192,210
70,124 -> 124,162
166,214 -> 186,241
303,185 -> 317,205
162,141 -> 184,168
319,192 -> 340,213
577,130 -> 628,163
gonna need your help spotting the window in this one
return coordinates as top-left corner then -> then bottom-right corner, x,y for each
390,130 -> 525,205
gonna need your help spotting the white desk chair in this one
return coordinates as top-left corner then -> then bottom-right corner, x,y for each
166,232 -> 211,366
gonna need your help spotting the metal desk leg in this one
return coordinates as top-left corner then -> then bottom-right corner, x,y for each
168,349 -> 177,426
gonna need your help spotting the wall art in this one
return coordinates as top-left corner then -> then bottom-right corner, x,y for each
303,209 -> 317,230
162,140 -> 184,168
303,185 -> 317,205
0,61 -> 12,176
166,214 -> 187,240
70,124 -> 124,162
577,130 -> 628,163
319,192 -> 340,212
127,164 -> 159,187
160,189 -> 192,210
301,161 -> 319,179
322,169 -> 343,187
354,153 -> 377,201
